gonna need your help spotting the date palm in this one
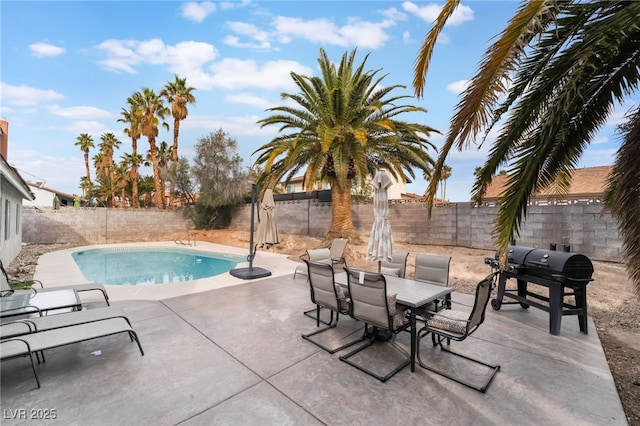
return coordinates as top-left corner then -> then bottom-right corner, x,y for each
256,48 -> 438,242
118,103 -> 143,208
414,0 -> 640,296
97,132 -> 121,207
131,88 -> 169,208
74,133 -> 94,196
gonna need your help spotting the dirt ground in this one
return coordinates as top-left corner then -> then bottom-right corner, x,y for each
7,229 -> 639,424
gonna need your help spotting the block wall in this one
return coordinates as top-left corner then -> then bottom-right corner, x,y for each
22,208 -> 192,245
229,200 -> 622,262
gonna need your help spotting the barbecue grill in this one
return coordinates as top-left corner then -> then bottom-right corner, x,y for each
486,245 -> 594,336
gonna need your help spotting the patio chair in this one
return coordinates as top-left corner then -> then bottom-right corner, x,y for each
0,316 -> 144,389
1,306 -> 130,339
379,251 -> 409,278
328,238 -> 349,268
1,260 -> 109,306
293,248 -> 331,280
301,260 -> 364,354
416,272 -> 500,393
339,268 -> 411,382
413,253 -> 452,314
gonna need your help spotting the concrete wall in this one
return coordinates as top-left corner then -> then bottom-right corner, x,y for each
22,207 -> 192,245
229,199 -> 622,262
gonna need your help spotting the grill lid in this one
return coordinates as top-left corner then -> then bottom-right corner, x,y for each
524,249 -> 594,282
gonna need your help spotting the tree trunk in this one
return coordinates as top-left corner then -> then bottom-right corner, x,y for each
325,179 -> 362,244
168,118 -> 180,210
132,136 -> 140,208
148,137 -> 164,209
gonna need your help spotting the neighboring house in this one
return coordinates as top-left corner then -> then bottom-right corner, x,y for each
23,181 -> 74,208
282,170 -> 408,200
1,118 -> 36,265
480,165 -> 612,206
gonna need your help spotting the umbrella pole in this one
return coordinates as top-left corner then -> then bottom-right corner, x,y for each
230,184 -> 272,280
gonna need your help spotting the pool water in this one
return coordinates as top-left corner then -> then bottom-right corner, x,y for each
72,247 -> 245,285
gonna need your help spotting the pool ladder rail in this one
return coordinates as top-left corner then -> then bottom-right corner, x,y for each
175,231 -> 197,246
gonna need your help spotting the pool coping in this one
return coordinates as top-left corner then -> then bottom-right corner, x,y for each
35,241 -> 299,302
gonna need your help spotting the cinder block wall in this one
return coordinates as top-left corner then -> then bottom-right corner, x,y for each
22,208 -> 192,245
229,200 -> 622,262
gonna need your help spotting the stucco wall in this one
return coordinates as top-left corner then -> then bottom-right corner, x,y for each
22,207 -> 192,245
1,180 -> 26,265
229,200 -> 622,262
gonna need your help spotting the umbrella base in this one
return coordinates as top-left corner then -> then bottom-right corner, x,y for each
229,267 -> 272,280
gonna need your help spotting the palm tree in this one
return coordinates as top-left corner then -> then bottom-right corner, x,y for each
118,102 -> 143,208
153,141 -> 172,209
255,48 -> 438,242
440,164 -> 452,201
121,152 -> 144,208
74,133 -> 94,197
97,132 -> 122,207
161,75 -> 196,209
413,0 -> 640,295
133,88 -> 169,208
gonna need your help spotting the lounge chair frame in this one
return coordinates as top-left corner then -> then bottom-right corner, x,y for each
1,317 -> 144,389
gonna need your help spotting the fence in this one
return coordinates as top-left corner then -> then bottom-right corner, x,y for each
229,198 -> 622,262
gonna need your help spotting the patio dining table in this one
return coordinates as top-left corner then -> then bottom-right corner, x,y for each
0,289 -> 82,319
334,271 -> 453,372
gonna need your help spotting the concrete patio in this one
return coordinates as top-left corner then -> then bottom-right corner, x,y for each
1,273 -> 627,425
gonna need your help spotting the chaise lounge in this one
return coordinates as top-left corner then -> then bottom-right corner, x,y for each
0,316 -> 144,389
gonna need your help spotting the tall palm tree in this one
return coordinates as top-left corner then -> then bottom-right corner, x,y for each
161,75 -> 196,209
97,132 -> 121,207
121,152 -> 144,208
413,0 -> 640,295
255,48 -> 438,242
440,164 -> 452,201
133,88 -> 169,208
74,133 -> 94,197
118,102 -> 143,208
152,141 -> 172,209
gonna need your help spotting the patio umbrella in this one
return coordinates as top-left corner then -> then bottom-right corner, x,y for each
255,188 -> 279,249
366,170 -> 394,265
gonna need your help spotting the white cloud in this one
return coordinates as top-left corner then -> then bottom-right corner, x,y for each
208,58 -> 312,90
9,149 -> 85,194
446,79 -> 469,94
61,121 -> 113,136
272,16 -> 394,49
181,114 -> 277,137
29,42 -> 66,58
402,1 -> 474,26
181,2 -> 216,23
96,38 -> 219,89
0,82 -> 64,106
224,22 -> 273,49
381,7 -> 407,21
402,31 -> 412,44
220,0 -> 250,10
224,93 -> 273,110
47,105 -> 112,120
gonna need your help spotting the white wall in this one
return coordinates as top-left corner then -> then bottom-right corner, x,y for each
22,186 -> 55,208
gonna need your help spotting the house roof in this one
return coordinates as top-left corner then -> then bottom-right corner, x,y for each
26,180 -> 75,200
483,165 -> 612,200
0,155 -> 35,200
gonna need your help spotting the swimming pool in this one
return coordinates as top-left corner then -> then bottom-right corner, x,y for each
72,247 -> 246,285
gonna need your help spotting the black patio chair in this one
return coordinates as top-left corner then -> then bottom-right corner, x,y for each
416,272 -> 500,393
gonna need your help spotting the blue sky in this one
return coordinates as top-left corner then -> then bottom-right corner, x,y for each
1,1 -> 632,201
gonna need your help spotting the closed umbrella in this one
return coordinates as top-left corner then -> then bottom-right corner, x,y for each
366,170 -> 394,265
255,188 -> 279,249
